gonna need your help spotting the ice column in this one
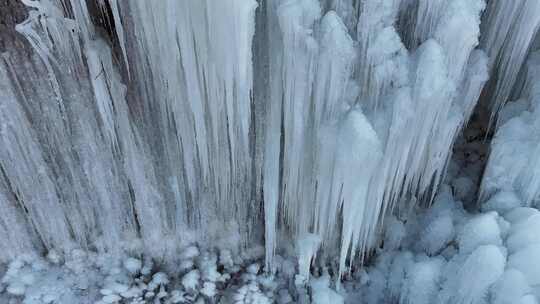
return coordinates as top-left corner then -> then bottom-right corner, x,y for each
481,51 -> 540,207
481,0 -> 540,120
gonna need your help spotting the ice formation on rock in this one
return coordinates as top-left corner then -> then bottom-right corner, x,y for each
1,1 -> 540,299
480,0 -> 540,120
481,51 -> 540,207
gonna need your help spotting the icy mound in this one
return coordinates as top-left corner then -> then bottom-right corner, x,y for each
0,247 -> 280,304
344,185 -> 540,304
3,180 -> 540,304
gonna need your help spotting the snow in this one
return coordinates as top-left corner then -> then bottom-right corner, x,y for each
310,273 -> 344,304
482,191 -> 524,214
506,211 -> 540,253
418,214 -> 455,255
4,177 -> 536,303
491,269 -> 532,304
399,258 -> 443,304
457,212 -> 502,254
508,245 -> 540,286
383,216 -> 406,251
387,251 -> 414,301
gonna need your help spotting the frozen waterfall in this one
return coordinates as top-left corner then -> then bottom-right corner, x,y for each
1,0 -> 540,284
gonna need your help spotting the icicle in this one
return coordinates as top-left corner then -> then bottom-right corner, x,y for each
296,233 -> 321,282
263,0 -> 285,271
118,0 -> 259,248
433,0 -> 485,83
336,109 -> 382,279
481,0 -> 540,121
413,0 -> 445,46
481,51 -> 540,207
0,56 -> 72,251
0,171 -> 38,262
356,0 -> 404,109
0,0 -> 528,282
276,0 -> 320,234
107,0 -> 130,77
311,10 -> 356,241
323,0 -> 357,32
84,35 -> 169,256
12,0 -> 157,255
456,50 -> 490,127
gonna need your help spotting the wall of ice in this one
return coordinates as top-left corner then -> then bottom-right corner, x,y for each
0,0 -> 539,280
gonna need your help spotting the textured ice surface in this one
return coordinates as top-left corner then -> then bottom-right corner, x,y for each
2,175 -> 540,303
481,51 -> 540,207
1,2 -> 540,304
0,0 -> 488,272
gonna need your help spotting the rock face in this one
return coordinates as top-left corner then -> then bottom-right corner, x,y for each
1,0 -> 28,51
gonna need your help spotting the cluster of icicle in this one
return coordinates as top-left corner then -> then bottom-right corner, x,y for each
480,49 -> 540,209
478,1 -> 540,211
1,0 -> 540,280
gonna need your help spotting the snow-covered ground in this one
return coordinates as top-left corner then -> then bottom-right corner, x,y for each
2,189 -> 539,304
